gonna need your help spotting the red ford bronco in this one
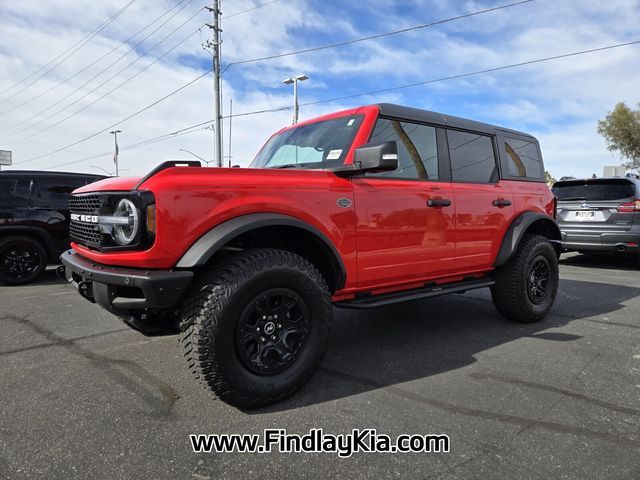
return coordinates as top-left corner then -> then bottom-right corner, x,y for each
60,104 -> 560,408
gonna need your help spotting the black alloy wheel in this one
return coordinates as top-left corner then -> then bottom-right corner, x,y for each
0,236 -> 48,285
236,288 -> 311,375
527,256 -> 551,305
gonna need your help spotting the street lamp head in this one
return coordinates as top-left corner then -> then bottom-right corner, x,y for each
109,130 -> 122,135
295,74 -> 309,82
282,78 -> 294,85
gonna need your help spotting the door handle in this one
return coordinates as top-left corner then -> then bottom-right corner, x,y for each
492,199 -> 512,207
427,198 -> 451,207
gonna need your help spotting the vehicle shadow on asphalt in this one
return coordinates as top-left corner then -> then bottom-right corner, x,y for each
0,267 -> 66,288
253,278 -> 640,413
560,253 -> 639,271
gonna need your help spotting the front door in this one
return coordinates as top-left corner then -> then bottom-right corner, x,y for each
353,118 -> 455,289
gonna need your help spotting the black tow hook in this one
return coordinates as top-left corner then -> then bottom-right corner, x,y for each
78,281 -> 96,303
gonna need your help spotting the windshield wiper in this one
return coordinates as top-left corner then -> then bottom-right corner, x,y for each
269,164 -> 300,169
560,196 -> 587,201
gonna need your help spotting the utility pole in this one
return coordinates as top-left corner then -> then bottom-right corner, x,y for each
109,130 -> 121,176
204,1 -> 223,167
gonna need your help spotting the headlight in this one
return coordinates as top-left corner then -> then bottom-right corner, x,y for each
112,198 -> 139,245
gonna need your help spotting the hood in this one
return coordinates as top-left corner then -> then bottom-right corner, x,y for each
73,175 -> 142,193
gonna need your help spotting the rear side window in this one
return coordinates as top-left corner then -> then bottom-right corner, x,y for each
447,130 -> 497,183
503,137 -> 543,179
34,176 -> 94,208
552,180 -> 636,201
367,118 -> 439,180
0,177 -> 30,208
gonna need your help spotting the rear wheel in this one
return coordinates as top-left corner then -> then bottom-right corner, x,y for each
0,236 -> 48,285
179,248 -> 332,408
491,234 -> 559,323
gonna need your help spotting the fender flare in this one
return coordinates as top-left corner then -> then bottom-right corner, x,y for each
175,213 -> 347,289
494,212 -> 561,267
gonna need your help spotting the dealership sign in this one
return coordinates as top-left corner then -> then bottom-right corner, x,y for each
0,150 -> 11,166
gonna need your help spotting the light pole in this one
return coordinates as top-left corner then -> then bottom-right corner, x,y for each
282,74 -> 309,124
179,149 -> 213,166
109,130 -> 122,176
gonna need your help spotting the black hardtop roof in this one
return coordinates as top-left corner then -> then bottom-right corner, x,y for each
376,103 -> 536,139
0,170 -> 104,177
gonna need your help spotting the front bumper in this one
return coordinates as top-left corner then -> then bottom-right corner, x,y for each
59,249 -> 193,313
560,229 -> 640,253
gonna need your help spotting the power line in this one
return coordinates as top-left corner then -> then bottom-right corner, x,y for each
223,0 -> 282,19
1,4 -> 204,141
224,39 -> 640,118
44,121 -> 213,170
0,0 -> 138,103
20,38 -> 640,170
15,69 -> 212,165
4,12 -> 205,144
0,0 -> 196,119
225,0 -> 534,68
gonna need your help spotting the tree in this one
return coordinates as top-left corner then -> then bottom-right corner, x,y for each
544,170 -> 556,186
597,102 -> 640,170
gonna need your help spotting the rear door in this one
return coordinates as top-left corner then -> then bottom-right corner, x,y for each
352,117 -> 456,289
0,174 -> 31,227
30,175 -> 101,253
446,129 -> 515,272
553,179 -> 637,235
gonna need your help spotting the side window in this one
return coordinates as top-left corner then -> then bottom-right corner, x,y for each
447,130 -> 497,183
504,137 -> 543,179
35,177 -> 89,208
367,118 -> 439,180
0,177 -> 30,208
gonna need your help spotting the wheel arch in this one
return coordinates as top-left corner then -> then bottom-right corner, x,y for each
494,212 -> 561,267
0,226 -> 55,262
175,213 -> 347,292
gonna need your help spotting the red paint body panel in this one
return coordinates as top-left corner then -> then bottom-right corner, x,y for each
69,104 -> 556,299
352,177 -> 456,288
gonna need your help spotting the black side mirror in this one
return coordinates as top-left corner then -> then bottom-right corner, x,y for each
354,141 -> 398,173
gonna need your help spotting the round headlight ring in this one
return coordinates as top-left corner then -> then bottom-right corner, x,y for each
112,198 -> 139,245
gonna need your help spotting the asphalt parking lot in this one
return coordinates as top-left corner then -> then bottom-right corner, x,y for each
1,253 -> 639,479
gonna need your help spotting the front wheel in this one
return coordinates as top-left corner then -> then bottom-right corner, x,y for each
491,234 -> 559,323
179,248 -> 332,408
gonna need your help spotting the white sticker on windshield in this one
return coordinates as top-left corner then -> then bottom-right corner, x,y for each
327,149 -> 343,160
347,118 -> 355,126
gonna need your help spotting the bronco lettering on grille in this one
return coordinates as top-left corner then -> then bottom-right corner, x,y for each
70,214 -> 99,223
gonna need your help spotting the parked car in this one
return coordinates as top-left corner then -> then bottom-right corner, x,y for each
59,103 -> 560,408
0,170 -> 105,285
553,175 -> 640,259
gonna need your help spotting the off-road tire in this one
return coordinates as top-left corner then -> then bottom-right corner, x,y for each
491,234 -> 559,323
179,248 -> 332,409
0,236 -> 48,285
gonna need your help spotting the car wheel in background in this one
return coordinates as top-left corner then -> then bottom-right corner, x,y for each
0,236 -> 48,285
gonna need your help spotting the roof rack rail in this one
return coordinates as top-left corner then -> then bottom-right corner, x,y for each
134,160 -> 201,190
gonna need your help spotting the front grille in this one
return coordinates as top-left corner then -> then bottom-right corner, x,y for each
69,194 -> 105,248
69,194 -> 103,213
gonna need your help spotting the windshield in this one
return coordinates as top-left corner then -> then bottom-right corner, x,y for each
552,179 -> 636,201
250,114 -> 364,169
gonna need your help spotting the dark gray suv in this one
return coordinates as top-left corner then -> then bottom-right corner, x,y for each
553,175 -> 640,258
